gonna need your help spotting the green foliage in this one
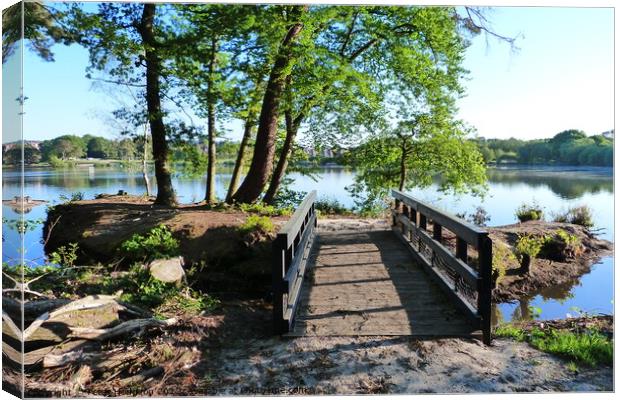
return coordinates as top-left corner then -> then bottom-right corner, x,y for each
314,198 -> 352,215
49,243 -> 80,268
495,324 -> 613,367
495,324 -> 527,341
120,224 -> 180,262
492,242 -> 517,284
272,187 -> 308,209
539,229 -> 582,261
475,130 -> 613,166
515,201 -> 544,222
553,229 -> 581,247
238,215 -> 274,234
59,191 -> 85,203
1,144 -> 42,165
40,135 -> 86,161
239,203 -> 292,217
515,234 -> 544,258
553,205 -> 595,228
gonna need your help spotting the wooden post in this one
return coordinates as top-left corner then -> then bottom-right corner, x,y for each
402,205 -> 409,236
478,234 -> 493,345
433,222 -> 442,243
272,235 -> 287,334
409,209 -> 417,242
456,237 -> 467,262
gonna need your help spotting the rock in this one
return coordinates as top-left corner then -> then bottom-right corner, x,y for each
148,257 -> 186,284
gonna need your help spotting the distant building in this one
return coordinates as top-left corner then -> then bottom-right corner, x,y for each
2,140 -> 42,153
601,129 -> 614,139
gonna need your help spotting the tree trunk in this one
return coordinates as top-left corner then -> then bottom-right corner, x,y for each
399,139 -> 408,191
139,3 -> 175,206
231,6 -> 306,204
205,36 -> 218,204
263,110 -> 299,204
225,117 -> 255,203
142,124 -> 151,197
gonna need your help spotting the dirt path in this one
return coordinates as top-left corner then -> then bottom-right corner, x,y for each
203,336 -> 612,394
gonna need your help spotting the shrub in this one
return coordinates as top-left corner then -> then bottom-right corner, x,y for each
315,197 -> 351,215
49,242 -> 80,268
238,215 -> 274,234
59,191 -> 85,203
492,242 -> 517,285
515,234 -> 545,274
120,224 -> 180,262
515,201 -> 544,222
539,229 -> 582,261
470,206 -> 491,226
553,205 -> 594,228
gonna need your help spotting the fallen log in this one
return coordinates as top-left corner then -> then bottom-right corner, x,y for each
69,317 -> 177,341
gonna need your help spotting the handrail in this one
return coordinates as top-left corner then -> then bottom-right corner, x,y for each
392,190 -> 486,246
390,189 -> 493,345
272,190 -> 318,334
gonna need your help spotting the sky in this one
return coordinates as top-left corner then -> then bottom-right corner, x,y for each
1,2 -> 615,143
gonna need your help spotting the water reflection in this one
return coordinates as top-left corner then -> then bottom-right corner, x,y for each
487,166 -> 613,200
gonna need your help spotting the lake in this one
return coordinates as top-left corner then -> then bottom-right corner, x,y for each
1,164 -> 614,324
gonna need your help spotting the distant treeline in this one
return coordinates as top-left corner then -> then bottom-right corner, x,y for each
1,134 -> 243,167
473,130 -> 613,167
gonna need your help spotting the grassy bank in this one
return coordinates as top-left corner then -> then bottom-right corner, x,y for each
495,318 -> 613,368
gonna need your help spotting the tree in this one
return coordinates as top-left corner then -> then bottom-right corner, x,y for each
86,136 -> 113,159
230,5 -> 308,204
261,6 -> 498,204
2,144 -> 41,165
40,135 -> 85,160
68,3 -> 176,206
2,1 -> 71,63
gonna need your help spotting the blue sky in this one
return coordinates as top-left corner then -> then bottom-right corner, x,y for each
2,3 -> 615,143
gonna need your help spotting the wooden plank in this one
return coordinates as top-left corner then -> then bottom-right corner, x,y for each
284,213 -> 317,291
283,228 -> 317,327
291,225 -> 479,339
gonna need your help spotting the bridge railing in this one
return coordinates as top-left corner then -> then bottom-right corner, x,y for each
390,189 -> 492,344
272,190 -> 318,334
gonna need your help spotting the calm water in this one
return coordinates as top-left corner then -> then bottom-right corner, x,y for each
1,165 -> 614,323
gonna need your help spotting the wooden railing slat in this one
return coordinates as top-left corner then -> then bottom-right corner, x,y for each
279,190 -> 317,247
392,189 -> 486,246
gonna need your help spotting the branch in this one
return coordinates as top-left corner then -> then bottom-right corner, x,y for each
339,12 -> 359,57
464,7 -> 518,48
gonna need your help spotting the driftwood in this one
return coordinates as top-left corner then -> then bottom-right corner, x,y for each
3,339 -> 97,367
2,297 -> 71,321
118,366 -> 164,386
69,317 -> 177,341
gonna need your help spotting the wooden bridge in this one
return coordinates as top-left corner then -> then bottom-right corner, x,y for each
272,190 -> 493,344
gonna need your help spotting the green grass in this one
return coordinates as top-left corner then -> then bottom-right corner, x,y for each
239,202 -> 293,217
238,215 -> 274,234
119,224 -> 180,262
495,324 -> 613,367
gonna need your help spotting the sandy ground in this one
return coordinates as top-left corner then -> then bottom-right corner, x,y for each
203,336 -> 612,394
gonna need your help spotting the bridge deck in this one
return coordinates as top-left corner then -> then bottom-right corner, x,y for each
289,225 -> 479,337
